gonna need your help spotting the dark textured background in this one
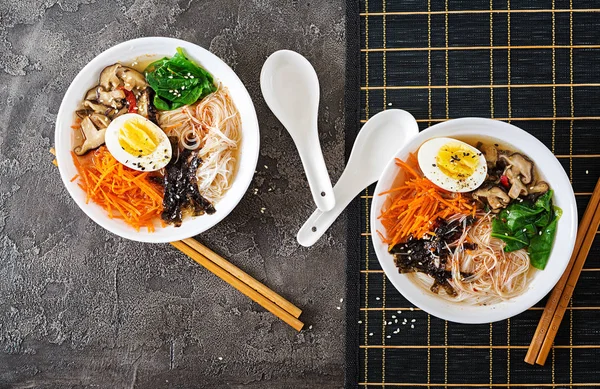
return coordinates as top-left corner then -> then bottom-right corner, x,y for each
351,0 -> 600,388
0,1 -> 347,388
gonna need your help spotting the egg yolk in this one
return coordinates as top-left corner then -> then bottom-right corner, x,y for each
118,119 -> 160,157
435,142 -> 479,180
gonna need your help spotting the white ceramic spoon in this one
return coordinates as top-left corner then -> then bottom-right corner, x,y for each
260,50 -> 336,212
297,109 -> 419,247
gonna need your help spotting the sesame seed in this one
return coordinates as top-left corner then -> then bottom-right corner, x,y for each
260,207 -> 266,213
411,319 -> 416,323
386,335 -> 391,339
358,320 -> 362,324
409,307 -> 414,311
387,321 -> 392,325
391,315 -> 396,319
218,357 -> 223,361
397,310 -> 402,314
336,306 -> 341,310
369,333 -> 373,336
411,324 -> 415,329
375,297 -> 380,301
340,298 -> 344,302
586,170 -> 589,174
309,325 -> 313,329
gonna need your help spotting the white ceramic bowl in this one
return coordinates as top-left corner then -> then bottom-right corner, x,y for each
55,37 -> 260,243
371,118 -> 577,323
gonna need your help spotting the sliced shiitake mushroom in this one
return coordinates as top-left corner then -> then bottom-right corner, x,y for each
503,165 -> 528,199
84,87 -> 97,101
116,66 -> 147,91
472,186 -> 511,211
500,153 -> 534,184
75,109 -> 91,119
96,86 -> 125,109
73,117 -> 107,155
84,100 -> 113,116
89,113 -> 111,129
480,144 -> 498,168
136,88 -> 157,122
110,106 -> 128,120
99,64 -> 122,90
529,181 -> 549,195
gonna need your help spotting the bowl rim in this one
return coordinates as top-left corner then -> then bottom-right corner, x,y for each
55,37 -> 260,243
370,117 -> 578,324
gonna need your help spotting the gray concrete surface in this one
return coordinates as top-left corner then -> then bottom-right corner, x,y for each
0,1 -> 347,388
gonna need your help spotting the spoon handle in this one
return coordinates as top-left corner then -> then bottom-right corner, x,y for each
297,168 -> 373,247
295,134 -> 336,212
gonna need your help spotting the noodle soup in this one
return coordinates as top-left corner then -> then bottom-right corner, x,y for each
377,137 -> 560,306
69,47 -> 242,231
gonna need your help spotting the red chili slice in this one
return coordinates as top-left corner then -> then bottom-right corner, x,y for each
118,86 -> 137,113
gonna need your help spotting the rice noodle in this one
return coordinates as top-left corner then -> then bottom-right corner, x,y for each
157,86 -> 241,203
409,212 -> 534,305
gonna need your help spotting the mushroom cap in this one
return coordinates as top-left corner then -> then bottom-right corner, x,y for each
89,113 -> 111,129
500,153 -> 534,184
99,64 -> 123,90
116,66 -> 147,91
529,181 -> 550,194
96,86 -> 125,109
73,117 -> 107,155
472,186 -> 511,210
480,144 -> 498,167
507,179 -> 528,199
84,100 -> 114,116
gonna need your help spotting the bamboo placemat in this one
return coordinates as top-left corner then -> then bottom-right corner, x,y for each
345,0 -> 600,387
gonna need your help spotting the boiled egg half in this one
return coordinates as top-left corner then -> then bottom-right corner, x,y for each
105,113 -> 172,171
417,137 -> 487,192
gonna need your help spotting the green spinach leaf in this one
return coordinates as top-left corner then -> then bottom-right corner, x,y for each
491,217 -> 529,251
491,189 -> 561,269
144,47 -> 217,111
535,190 -> 553,213
503,202 -> 544,231
529,207 -> 562,270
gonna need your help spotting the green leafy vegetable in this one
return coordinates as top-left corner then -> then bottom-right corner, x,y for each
144,47 -> 217,111
535,190 -> 553,213
500,201 -> 543,231
491,190 -> 561,270
529,208 -> 562,270
491,218 -> 529,251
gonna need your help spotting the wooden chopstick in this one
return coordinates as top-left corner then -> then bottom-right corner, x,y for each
536,192 -> 600,364
525,177 -> 600,365
181,238 -> 302,318
171,239 -> 304,331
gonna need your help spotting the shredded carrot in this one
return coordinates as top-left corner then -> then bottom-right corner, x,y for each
378,157 -> 476,247
71,147 -> 163,232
